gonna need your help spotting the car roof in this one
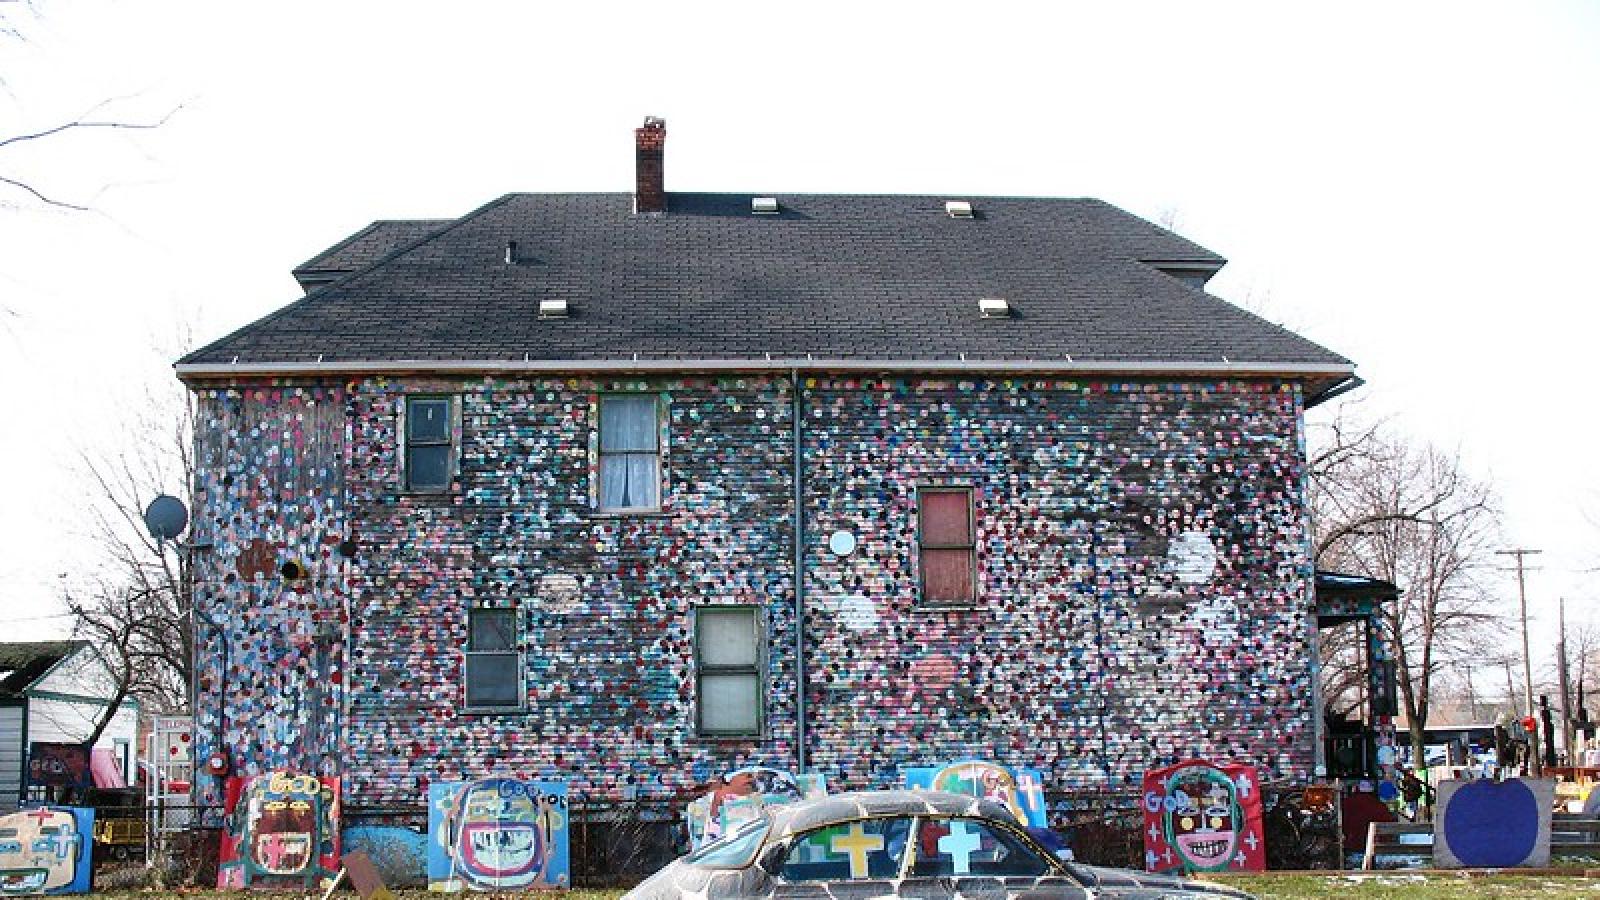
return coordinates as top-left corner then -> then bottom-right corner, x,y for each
766,790 -> 1020,838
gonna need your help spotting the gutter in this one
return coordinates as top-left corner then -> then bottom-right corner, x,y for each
791,370 -> 806,772
178,357 -> 1355,380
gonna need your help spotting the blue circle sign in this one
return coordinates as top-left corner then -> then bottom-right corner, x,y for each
1442,779 -> 1540,867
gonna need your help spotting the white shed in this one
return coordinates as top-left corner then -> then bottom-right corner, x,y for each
0,640 -> 140,811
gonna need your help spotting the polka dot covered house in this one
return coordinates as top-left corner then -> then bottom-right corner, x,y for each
176,119 -> 1358,823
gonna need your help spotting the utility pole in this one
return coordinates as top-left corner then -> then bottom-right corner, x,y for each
1559,597 -> 1574,765
1498,548 -> 1542,717
1498,548 -> 1542,775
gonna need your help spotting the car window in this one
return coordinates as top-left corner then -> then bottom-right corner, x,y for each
912,817 -> 1050,877
685,819 -> 770,868
781,817 -> 912,881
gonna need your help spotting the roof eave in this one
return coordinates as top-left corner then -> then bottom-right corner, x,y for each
178,356 -> 1354,384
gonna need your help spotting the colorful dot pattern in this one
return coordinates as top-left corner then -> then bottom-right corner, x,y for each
188,375 -> 1316,812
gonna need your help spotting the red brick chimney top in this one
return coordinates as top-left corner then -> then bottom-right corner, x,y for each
635,117 -> 666,214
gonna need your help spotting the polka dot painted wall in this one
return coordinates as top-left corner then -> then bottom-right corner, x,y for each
799,378 -> 1314,790
189,374 -> 1316,813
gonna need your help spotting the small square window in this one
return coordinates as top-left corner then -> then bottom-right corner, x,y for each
599,394 -> 662,510
405,396 -> 454,491
695,607 -> 762,736
465,608 -> 521,711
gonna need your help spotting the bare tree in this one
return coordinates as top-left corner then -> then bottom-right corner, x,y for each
1310,413 -> 1501,764
0,2 -> 178,213
61,356 -> 196,744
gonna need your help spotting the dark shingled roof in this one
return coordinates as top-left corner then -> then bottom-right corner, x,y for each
291,219 -> 452,290
0,640 -> 85,698
183,193 -> 1351,383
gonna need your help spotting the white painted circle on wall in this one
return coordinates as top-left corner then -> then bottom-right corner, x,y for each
1169,530 -> 1218,584
828,530 -> 857,556
834,594 -> 877,631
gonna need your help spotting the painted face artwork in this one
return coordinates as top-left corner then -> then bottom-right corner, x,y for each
456,780 -> 545,885
218,773 -> 341,890
428,778 -> 570,891
0,807 -> 93,896
1141,759 -> 1264,874
1164,768 -> 1239,870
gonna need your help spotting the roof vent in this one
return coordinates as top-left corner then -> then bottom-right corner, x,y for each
752,197 -> 779,215
945,200 -> 975,218
538,298 -> 569,318
978,297 -> 1011,318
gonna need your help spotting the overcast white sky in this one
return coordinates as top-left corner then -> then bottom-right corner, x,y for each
2,2 -> 1596,695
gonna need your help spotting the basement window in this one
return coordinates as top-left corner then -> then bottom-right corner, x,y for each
918,486 -> 977,606
695,607 -> 763,736
464,608 -> 522,711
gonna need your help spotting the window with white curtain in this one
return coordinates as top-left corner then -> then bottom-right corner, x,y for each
695,607 -> 762,736
599,394 -> 661,511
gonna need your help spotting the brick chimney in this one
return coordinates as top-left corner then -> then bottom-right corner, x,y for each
635,116 -> 667,214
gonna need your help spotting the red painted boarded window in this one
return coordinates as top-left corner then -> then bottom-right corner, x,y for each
919,487 -> 975,605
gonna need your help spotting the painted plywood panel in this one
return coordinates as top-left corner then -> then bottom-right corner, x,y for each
0,806 -> 94,894
1434,778 -> 1555,868
427,778 -> 569,891
1141,759 -> 1266,874
217,773 -> 341,890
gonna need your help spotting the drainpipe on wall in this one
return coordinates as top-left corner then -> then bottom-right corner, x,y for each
791,370 -> 807,772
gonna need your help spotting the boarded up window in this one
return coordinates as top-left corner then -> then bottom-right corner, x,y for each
465,608 -> 521,710
919,487 -> 975,605
695,607 -> 761,735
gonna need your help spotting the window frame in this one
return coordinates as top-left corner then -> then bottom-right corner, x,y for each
916,485 -> 978,607
597,392 -> 664,513
693,605 -> 764,738
778,815 -> 915,882
402,394 -> 457,493
907,815 -> 1053,878
462,606 -> 524,713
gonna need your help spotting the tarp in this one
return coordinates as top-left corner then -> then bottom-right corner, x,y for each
90,748 -> 126,789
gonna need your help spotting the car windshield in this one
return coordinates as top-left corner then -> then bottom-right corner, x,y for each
684,818 -> 771,869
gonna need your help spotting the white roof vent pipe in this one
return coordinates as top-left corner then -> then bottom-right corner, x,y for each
538,298 -> 569,318
752,197 -> 779,215
978,297 -> 1011,318
945,200 -> 975,218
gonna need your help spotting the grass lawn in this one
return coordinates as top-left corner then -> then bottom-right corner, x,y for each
82,876 -> 1600,898
1205,872 -> 1600,898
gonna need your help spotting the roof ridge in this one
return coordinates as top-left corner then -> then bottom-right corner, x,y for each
292,218 -> 455,275
178,196 -> 513,368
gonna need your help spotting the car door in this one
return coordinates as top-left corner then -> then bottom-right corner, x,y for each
769,815 -> 913,899
906,816 -> 1089,900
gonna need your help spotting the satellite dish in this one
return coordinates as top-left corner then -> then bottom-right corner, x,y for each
144,494 -> 189,543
